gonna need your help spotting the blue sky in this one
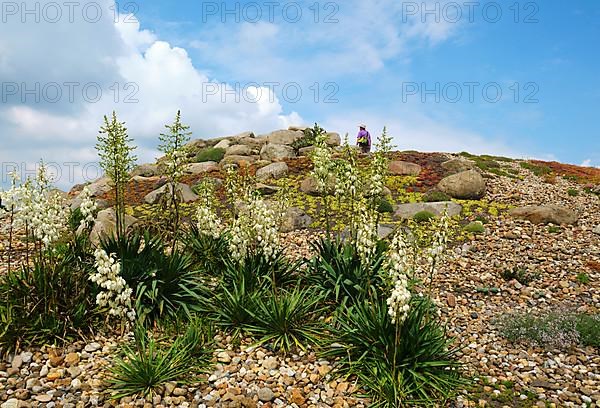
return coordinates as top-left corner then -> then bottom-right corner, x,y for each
136,0 -> 600,163
0,0 -> 598,188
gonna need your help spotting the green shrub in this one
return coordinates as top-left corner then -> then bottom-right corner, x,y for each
195,147 -> 225,163
100,231 -> 205,326
547,225 -> 561,234
413,210 -> 435,223
519,162 -> 552,176
326,297 -> 464,406
576,314 -> 600,347
422,190 -> 451,203
245,288 -> 326,352
209,280 -> 263,337
475,215 -> 489,224
183,225 -> 229,276
307,238 -> 386,307
567,188 -> 579,197
0,258 -> 98,353
291,123 -> 325,152
475,159 -> 501,171
576,272 -> 590,285
464,221 -> 485,234
205,252 -> 300,337
376,197 -> 394,213
107,320 -> 213,398
497,312 -> 600,349
221,252 -> 299,291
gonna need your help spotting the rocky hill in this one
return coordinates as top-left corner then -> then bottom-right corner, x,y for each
1,126 -> 599,407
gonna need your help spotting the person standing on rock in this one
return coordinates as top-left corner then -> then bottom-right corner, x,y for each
356,124 -> 371,154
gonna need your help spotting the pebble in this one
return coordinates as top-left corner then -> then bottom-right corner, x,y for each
258,387 -> 275,402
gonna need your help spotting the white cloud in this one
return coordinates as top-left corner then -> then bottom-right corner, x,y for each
0,4 -> 302,189
188,0 -> 462,82
322,111 -> 525,159
580,159 -> 599,168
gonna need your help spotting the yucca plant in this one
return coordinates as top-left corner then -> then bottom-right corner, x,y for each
96,111 -> 137,240
183,224 -> 229,276
0,258 -> 98,353
326,297 -> 465,406
245,288 -> 326,352
107,320 -> 212,398
307,237 -> 386,307
100,230 -> 205,326
208,280 -> 264,338
221,251 -> 299,291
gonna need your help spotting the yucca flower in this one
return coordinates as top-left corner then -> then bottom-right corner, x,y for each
91,249 -> 135,322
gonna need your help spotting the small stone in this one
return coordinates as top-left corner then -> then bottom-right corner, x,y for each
20,352 -> 33,364
470,312 -> 479,319
217,351 -> 231,363
67,366 -> 82,378
71,378 -> 82,390
46,369 -> 64,381
1,399 -> 19,408
49,354 -> 65,367
35,394 -> 53,402
262,357 -> 278,370
290,388 -> 306,405
318,364 -> 332,376
173,388 -> 187,397
39,365 -> 49,377
447,293 -> 456,308
84,342 -> 101,353
258,387 -> 275,402
64,352 -> 80,366
11,355 -> 23,370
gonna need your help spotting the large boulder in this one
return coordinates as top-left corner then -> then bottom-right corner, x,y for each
256,162 -> 289,181
288,125 -> 308,131
300,176 -> 321,195
238,135 -> 266,148
389,161 -> 422,176
281,207 -> 312,232
86,177 -> 113,197
144,183 -> 198,205
184,162 -> 219,175
264,130 -> 304,145
441,158 -> 475,175
131,163 -> 159,178
437,170 -> 486,199
298,146 -> 315,156
225,144 -> 252,156
393,202 -> 462,220
508,205 -> 579,225
260,143 -> 296,161
213,139 -> 231,150
86,208 -> 139,244
378,224 -> 395,239
326,132 -> 341,146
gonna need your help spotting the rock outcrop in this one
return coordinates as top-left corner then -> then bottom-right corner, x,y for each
144,183 -> 198,205
437,170 -> 486,199
509,205 -> 579,225
393,202 -> 462,220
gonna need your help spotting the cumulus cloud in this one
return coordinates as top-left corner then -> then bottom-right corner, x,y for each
0,1 -> 302,188
188,0 -> 463,82
322,111 -> 525,159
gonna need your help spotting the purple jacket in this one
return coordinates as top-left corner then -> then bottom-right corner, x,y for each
357,129 -> 371,146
